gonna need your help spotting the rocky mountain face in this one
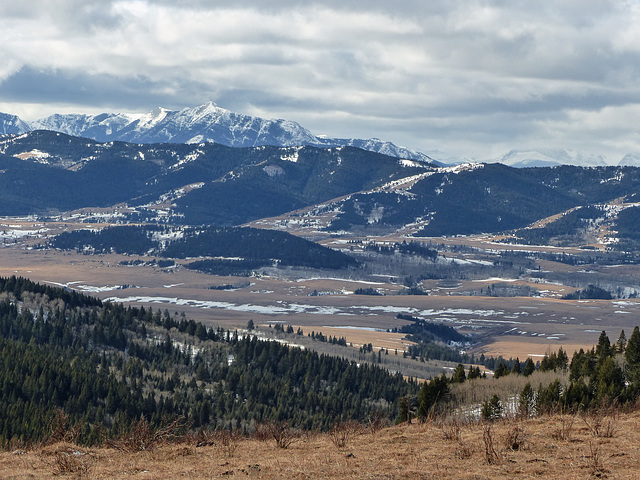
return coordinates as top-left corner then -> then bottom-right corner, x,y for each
13,102 -> 435,164
0,113 -> 31,135
7,103 -> 640,167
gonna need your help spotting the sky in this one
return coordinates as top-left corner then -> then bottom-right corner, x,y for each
1,0 -> 640,162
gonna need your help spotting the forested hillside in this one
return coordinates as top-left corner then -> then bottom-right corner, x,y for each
0,132 -> 428,225
0,276 -> 415,447
4,131 -> 640,240
49,225 -> 358,273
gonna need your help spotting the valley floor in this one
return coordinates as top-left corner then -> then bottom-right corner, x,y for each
4,410 -> 640,479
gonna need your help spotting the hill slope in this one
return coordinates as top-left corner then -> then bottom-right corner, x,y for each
2,131 -> 640,241
2,411 -> 639,479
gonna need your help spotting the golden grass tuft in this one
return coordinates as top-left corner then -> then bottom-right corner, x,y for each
4,410 -> 640,479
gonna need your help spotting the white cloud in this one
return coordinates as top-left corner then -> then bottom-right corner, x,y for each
1,1 -> 640,161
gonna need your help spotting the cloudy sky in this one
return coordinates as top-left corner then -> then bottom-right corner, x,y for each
1,0 -> 640,161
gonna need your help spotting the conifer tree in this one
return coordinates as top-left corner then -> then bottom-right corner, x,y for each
510,358 -> 521,375
616,329 -> 627,353
523,358 -> 535,376
467,365 -> 482,379
518,382 -> 535,417
417,374 -> 449,419
494,362 -> 508,378
625,326 -> 640,387
481,394 -> 502,420
451,364 -> 466,383
596,331 -> 611,361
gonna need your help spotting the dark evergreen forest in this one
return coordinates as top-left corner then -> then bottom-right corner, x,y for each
0,276 -> 415,447
48,225 -> 359,271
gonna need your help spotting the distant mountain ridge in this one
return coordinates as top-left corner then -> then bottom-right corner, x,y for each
3,103 -> 640,167
0,130 -> 433,225
1,130 -> 640,241
488,149 -> 610,168
0,113 -> 31,135
3,102 -> 435,164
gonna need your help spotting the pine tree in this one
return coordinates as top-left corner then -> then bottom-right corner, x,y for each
417,374 -> 449,419
494,362 -> 508,379
595,356 -> 624,404
625,326 -> 640,387
467,365 -> 482,379
616,329 -> 627,353
510,358 -> 521,375
596,331 -> 611,361
481,394 -> 502,420
518,382 -> 535,417
451,364 -> 466,383
523,358 -> 535,376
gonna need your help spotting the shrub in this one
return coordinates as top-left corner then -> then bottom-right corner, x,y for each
329,420 -> 360,449
481,394 -> 502,421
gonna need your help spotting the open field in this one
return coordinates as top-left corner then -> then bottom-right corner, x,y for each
3,410 -> 640,479
0,216 -> 638,363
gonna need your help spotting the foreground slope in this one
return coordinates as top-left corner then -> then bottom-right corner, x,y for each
3,411 -> 639,479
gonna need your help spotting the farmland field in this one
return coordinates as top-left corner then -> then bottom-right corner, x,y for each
1,215 -> 637,364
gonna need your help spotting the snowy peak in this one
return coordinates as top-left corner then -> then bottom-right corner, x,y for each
490,148 -> 609,168
31,112 -> 139,142
1,102 -> 434,163
619,153 -> 640,166
103,102 -> 323,147
136,107 -> 169,129
0,113 -> 30,135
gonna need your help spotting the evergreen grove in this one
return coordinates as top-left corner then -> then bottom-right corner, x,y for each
399,328 -> 640,423
0,276 -> 415,447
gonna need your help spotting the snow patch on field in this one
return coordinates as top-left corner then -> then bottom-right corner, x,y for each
76,284 -> 133,293
0,225 -> 49,240
281,146 -> 302,162
101,296 -> 531,328
472,277 -> 518,283
298,277 -> 385,285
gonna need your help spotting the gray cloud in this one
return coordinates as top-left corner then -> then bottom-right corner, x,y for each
1,1 -> 640,161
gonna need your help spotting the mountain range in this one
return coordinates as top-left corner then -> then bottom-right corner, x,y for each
0,129 -> 639,244
486,149 -> 610,168
1,102 -> 435,165
3,102 -> 639,167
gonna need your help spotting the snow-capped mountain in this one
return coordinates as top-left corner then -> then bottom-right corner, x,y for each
7,102 -> 433,164
422,149 -> 475,166
114,102 -> 321,147
619,153 -> 640,166
489,149 -> 609,168
0,113 -> 31,135
30,112 -> 139,141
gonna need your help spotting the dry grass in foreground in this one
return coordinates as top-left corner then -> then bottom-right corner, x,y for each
3,411 -> 640,479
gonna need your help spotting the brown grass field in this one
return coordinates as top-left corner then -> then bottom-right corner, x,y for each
3,410 -> 640,479
0,233 -> 631,360
0,216 -> 635,362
